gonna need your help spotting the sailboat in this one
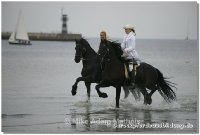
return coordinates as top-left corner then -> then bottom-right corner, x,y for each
9,11 -> 31,45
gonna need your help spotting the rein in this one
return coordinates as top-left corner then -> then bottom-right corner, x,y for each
82,57 -> 98,61
100,50 -> 111,70
75,53 -> 98,61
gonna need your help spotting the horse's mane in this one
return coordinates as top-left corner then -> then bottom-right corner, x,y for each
109,40 -> 123,60
80,38 -> 97,55
80,38 -> 90,47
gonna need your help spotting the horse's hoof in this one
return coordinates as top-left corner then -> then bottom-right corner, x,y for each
144,101 -> 151,105
145,96 -> 152,105
147,98 -> 152,105
71,85 -> 77,96
86,100 -> 90,103
143,100 -> 148,105
100,93 -> 108,98
71,90 -> 76,96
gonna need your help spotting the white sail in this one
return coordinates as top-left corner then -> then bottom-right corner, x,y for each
15,11 -> 29,41
8,32 -> 16,42
9,10 -> 31,45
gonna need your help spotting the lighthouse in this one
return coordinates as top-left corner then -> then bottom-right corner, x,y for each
61,8 -> 68,34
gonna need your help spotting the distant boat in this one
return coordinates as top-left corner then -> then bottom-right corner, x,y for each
185,35 -> 189,40
185,18 -> 190,40
9,11 -> 31,45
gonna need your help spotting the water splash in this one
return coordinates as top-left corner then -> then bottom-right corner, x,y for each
118,93 -> 182,112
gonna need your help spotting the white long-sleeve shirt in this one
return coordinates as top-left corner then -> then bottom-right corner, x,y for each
121,31 -> 140,61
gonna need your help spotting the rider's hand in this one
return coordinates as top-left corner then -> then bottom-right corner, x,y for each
124,48 -> 129,54
121,52 -> 127,57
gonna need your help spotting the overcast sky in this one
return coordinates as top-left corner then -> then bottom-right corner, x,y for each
2,1 -> 198,39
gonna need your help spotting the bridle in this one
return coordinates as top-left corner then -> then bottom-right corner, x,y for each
75,46 -> 86,61
75,45 -> 96,61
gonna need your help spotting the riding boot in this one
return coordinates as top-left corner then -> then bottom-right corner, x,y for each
125,60 -> 131,84
126,62 -> 130,81
131,59 -> 138,88
131,64 -> 136,85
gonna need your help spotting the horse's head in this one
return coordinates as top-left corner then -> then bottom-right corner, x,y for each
74,38 -> 87,63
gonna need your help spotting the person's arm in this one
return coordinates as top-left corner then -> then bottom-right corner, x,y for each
124,36 -> 135,53
121,37 -> 126,50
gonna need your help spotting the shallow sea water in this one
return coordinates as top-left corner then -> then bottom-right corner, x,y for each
1,39 -> 198,133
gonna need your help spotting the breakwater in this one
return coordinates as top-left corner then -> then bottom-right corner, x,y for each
2,32 -> 82,41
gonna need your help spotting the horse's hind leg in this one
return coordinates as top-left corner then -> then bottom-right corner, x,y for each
149,84 -> 159,96
123,86 -> 130,99
85,81 -> 91,101
149,89 -> 156,97
130,87 -> 141,101
139,86 -> 150,105
146,85 -> 159,104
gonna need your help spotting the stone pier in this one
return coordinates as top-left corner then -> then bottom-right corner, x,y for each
2,32 -> 82,41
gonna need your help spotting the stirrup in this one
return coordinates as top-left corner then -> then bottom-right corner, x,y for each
132,65 -> 137,76
130,82 -> 136,89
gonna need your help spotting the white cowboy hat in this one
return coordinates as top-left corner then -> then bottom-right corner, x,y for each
123,24 -> 134,29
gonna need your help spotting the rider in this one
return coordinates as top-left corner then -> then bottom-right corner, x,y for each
98,31 -> 111,57
121,24 -> 141,85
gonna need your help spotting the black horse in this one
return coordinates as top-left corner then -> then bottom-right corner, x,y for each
71,38 -> 139,101
95,41 -> 129,108
71,38 -> 101,100
95,41 -> 177,108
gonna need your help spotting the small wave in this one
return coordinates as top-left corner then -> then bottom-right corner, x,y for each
33,96 -> 67,100
73,100 -> 92,107
177,95 -> 197,111
179,97 -> 197,105
2,121 -> 64,127
2,114 -> 33,118
104,106 -> 130,111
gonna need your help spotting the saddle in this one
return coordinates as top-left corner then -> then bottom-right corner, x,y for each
124,64 -> 129,79
124,59 -> 140,81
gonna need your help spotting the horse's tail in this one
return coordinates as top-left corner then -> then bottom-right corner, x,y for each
156,69 -> 177,103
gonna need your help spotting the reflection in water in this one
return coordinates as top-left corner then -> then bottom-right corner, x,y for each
70,109 -> 77,129
69,104 -> 91,131
114,109 -> 120,132
143,111 -> 152,124
2,39 -> 198,133
68,99 -> 196,132
84,104 -> 91,131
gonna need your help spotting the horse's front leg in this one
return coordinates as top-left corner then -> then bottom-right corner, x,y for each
116,86 -> 122,108
71,76 -> 87,96
84,81 -> 91,101
95,81 -> 109,98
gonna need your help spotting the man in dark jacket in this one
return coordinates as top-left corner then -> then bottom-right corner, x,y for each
98,31 -> 113,57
